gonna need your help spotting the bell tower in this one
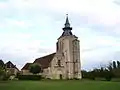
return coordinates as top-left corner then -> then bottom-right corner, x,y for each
56,14 -> 82,79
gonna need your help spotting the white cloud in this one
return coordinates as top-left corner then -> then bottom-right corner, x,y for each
0,1 -> 9,8
0,18 -> 34,28
0,0 -> 120,70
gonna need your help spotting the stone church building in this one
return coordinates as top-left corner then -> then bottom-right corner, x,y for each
21,15 -> 82,79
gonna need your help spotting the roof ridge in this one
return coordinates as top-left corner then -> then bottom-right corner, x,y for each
36,52 -> 56,59
21,63 -> 32,70
33,52 -> 56,69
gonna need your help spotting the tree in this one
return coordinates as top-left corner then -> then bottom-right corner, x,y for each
113,61 -> 117,69
107,62 -> 113,71
29,63 -> 42,74
117,61 -> 120,68
0,60 -> 5,80
0,60 -> 4,68
103,69 -> 113,81
112,61 -> 120,78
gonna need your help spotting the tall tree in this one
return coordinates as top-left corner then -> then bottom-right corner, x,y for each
0,60 -> 5,80
29,63 -> 42,74
113,61 -> 117,69
0,60 -> 4,68
117,61 -> 120,68
107,62 -> 113,71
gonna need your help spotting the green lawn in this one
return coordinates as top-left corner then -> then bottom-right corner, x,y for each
0,80 -> 120,90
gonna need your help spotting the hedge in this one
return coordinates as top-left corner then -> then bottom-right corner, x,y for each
17,75 -> 42,80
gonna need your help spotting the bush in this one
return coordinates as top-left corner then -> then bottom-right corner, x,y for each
103,70 -> 113,81
73,78 -> 80,80
105,76 -> 112,81
2,74 -> 11,81
29,63 -> 42,74
17,75 -> 42,80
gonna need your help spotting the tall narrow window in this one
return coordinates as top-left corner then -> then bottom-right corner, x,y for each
58,60 -> 61,67
62,52 -> 64,57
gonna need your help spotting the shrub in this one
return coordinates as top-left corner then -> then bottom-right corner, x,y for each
73,78 -> 80,80
2,73 -> 11,81
103,70 -> 113,81
105,76 -> 112,81
29,63 -> 42,74
17,75 -> 42,80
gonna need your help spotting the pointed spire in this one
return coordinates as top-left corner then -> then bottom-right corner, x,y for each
58,14 -> 77,39
63,14 -> 72,31
59,14 -> 73,38
64,14 -> 70,28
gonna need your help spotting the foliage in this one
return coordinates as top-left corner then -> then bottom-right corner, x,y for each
2,73 -> 11,81
29,63 -> 42,74
17,75 -> 42,80
0,60 -> 15,81
0,60 -> 4,68
113,61 -> 117,69
82,60 -> 120,81
0,60 -> 5,80
117,61 -> 120,68
108,61 -> 120,78
0,60 -> 5,75
103,69 -> 113,81
0,69 -> 5,80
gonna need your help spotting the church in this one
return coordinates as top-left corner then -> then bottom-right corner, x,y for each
21,15 -> 82,79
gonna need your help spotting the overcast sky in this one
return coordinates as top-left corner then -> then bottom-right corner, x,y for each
0,0 -> 120,70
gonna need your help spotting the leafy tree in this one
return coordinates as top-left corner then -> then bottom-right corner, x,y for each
112,68 -> 120,78
0,60 -> 4,68
0,60 -> 5,80
107,62 -> 113,71
117,61 -> 120,68
113,61 -> 117,69
103,69 -> 113,81
29,63 -> 42,74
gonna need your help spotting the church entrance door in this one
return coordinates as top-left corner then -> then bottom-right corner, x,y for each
59,74 -> 62,79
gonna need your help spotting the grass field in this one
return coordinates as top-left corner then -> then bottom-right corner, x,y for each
0,80 -> 120,90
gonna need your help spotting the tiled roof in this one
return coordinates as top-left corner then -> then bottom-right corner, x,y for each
5,61 -> 19,71
21,63 -> 32,70
21,53 -> 56,70
34,53 -> 56,69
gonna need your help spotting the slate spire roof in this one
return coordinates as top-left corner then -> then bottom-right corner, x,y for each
59,14 -> 74,38
64,14 -> 70,28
